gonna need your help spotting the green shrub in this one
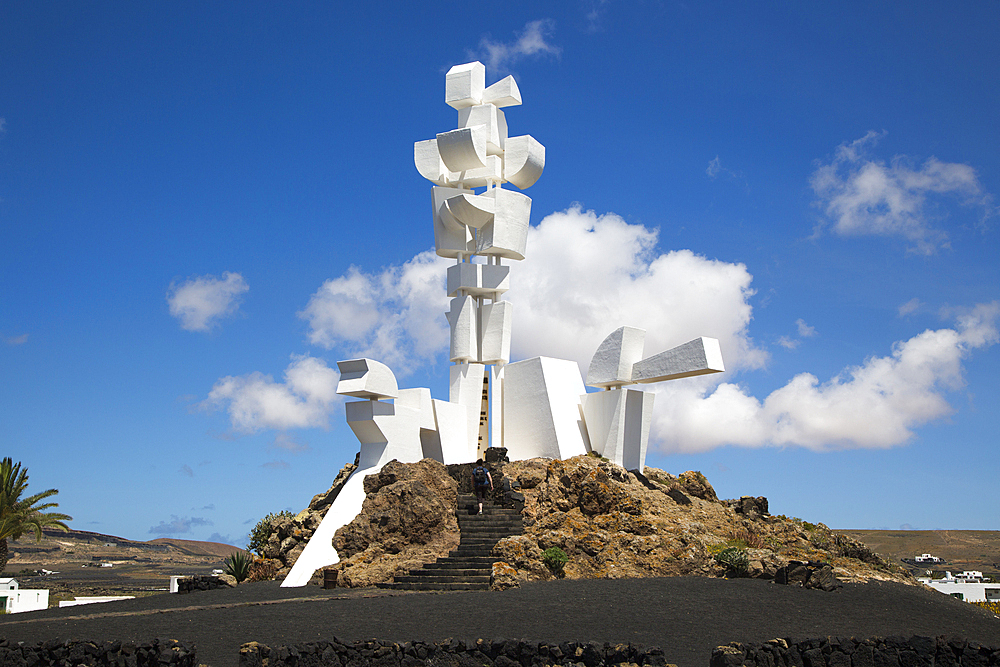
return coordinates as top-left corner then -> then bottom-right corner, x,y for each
223,550 -> 253,583
714,546 -> 749,577
247,510 -> 294,557
542,547 -> 568,576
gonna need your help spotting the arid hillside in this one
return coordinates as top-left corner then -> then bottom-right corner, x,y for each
839,529 -> 1000,579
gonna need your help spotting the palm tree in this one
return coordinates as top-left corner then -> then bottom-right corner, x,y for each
0,458 -> 72,573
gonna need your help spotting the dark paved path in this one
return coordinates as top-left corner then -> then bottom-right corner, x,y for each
2,578 -> 998,667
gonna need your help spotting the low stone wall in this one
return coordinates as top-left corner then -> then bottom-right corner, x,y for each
239,638 -> 672,667
174,574 -> 232,593
0,638 -> 196,667
711,636 -> 1000,667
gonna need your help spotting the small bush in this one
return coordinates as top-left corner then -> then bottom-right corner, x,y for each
542,547 -> 568,576
247,510 -> 294,557
730,526 -> 766,549
223,550 -> 253,583
714,546 -> 750,577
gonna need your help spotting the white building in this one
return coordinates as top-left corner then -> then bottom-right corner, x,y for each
915,553 -> 942,563
918,571 -> 1000,602
0,578 -> 50,613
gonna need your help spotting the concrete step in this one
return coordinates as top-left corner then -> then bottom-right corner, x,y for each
394,575 -> 491,584
377,581 -> 489,591
408,567 -> 490,577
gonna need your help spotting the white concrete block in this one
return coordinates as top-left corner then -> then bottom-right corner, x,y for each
446,263 -> 510,297
444,191 -> 495,229
414,139 -> 447,186
432,186 -> 474,258
437,126 -> 489,173
631,337 -> 726,384
503,135 -> 545,190
456,154 -> 503,189
447,295 -> 478,362
336,358 -> 398,400
432,398 -> 477,464
587,326 -> 646,388
476,188 -> 531,260
581,389 -> 654,472
489,365 -> 504,449
446,61 -> 485,110
396,387 -> 436,432
450,362 -> 487,453
458,104 -> 506,154
480,300 -> 513,364
503,357 -> 589,461
483,75 -> 522,108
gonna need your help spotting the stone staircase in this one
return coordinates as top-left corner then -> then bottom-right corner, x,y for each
377,493 -> 524,591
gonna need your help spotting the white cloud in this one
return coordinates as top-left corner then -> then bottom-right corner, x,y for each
167,271 -> 248,332
262,460 -> 290,470
148,515 -> 212,535
811,131 -> 991,254
475,20 -> 561,74
899,298 -> 922,317
777,336 -> 799,350
3,333 -> 28,345
299,253 -> 452,375
796,319 -> 817,337
203,355 -> 341,433
272,433 -> 310,454
651,301 -> 999,453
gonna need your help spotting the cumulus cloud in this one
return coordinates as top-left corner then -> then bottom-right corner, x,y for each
148,515 -> 212,535
651,301 -> 1000,453
167,271 -> 248,332
777,336 -> 799,350
475,20 -> 561,74
811,132 -> 991,254
299,253 -> 452,375
899,298 -> 922,317
796,319 -> 817,338
203,355 -> 341,433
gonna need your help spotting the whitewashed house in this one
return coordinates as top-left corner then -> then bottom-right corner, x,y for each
918,571 -> 1000,602
0,578 -> 50,613
914,553 -> 942,563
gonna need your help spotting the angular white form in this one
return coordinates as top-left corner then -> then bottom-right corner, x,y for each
445,191 -> 495,229
586,326 -> 647,388
581,389 -> 654,471
336,358 -> 398,400
396,387 -> 436,432
437,126 -> 489,173
480,300 -> 513,364
446,61 -> 485,110
457,104 -> 507,154
476,188 -> 531,260
503,135 -> 545,190
450,363 -> 487,452
445,263 -> 510,297
432,398 -> 477,464
483,75 -> 522,108
447,295 -> 478,362
414,139 -> 451,186
456,155 -> 503,189
431,187 -> 474,258
490,365 -> 504,449
503,357 -> 590,461
631,336 -> 725,384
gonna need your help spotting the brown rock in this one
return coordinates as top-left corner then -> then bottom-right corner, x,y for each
490,562 -> 520,590
677,470 -> 718,502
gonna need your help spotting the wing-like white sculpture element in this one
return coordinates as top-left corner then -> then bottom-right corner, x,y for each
336,358 -> 399,399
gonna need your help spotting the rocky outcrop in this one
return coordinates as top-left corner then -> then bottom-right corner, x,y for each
325,458 -> 460,588
255,462 -> 357,579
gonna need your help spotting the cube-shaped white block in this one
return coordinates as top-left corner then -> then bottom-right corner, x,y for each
447,295 -> 478,362
587,326 -> 646,388
581,389 -> 654,472
432,187 -> 474,258
480,300 -> 513,364
503,357 -> 589,461
344,400 -> 424,468
395,387 -> 436,432
450,363 -> 487,456
437,126 -> 489,173
483,75 -> 522,108
445,191 -> 495,229
446,263 -> 511,297
503,135 -> 545,190
432,398 -> 477,464
336,358 -> 398,400
631,337 -> 725,384
476,188 -> 531,260
446,61 -> 485,110
458,104 -> 507,154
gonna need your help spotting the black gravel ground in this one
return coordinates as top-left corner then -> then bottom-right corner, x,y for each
1,578 -> 998,667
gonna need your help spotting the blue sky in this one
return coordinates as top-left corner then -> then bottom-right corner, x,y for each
2,2 -> 998,546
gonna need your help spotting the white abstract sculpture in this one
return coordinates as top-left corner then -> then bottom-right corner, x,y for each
283,61 -> 726,587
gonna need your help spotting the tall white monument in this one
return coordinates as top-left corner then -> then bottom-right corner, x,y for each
281,62 -> 725,587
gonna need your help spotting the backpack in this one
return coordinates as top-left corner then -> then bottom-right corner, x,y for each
473,466 -> 488,486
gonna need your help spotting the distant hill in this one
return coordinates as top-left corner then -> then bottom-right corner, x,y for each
839,529 -> 1000,577
147,538 -> 241,558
